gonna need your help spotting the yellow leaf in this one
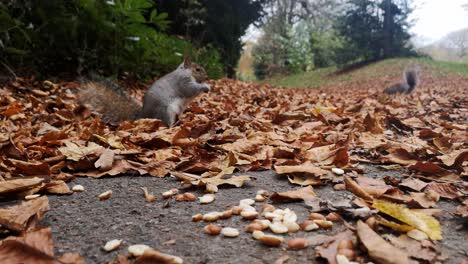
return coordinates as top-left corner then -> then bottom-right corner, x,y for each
373,200 -> 442,240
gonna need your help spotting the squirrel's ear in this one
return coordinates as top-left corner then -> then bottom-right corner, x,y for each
183,56 -> 192,68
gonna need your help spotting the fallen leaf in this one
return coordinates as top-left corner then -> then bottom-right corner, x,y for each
425,182 -> 462,200
408,162 -> 460,182
363,113 -> 384,134
41,180 -> 72,195
58,141 -> 104,161
372,200 -> 442,240
385,234 -> 439,262
8,159 -> 50,176
275,162 -> 329,177
315,230 -> 355,264
0,240 -> 57,264
0,196 -> 50,232
344,176 -> 374,201
408,192 -> 437,208
0,177 -> 44,195
356,220 -> 410,264
0,227 -> 82,264
270,186 -> 316,204
57,253 -> 85,264
399,178 -> 428,192
172,168 -> 252,193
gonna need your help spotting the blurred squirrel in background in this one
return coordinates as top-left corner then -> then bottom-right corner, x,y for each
78,57 -> 210,126
384,66 -> 419,94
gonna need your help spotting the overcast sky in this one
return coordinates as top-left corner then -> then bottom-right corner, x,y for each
411,0 -> 468,44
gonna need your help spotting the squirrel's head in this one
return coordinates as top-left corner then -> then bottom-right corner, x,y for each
182,57 -> 208,83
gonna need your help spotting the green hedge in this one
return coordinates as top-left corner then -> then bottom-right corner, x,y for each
0,0 -> 224,79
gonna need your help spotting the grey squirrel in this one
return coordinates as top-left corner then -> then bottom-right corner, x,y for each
78,58 -> 210,126
384,67 -> 419,94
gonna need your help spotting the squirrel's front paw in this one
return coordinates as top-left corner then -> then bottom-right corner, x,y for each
201,84 -> 210,93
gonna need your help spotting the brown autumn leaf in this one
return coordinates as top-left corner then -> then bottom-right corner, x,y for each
399,178 -> 428,192
8,159 -> 50,176
424,182 -> 462,200
344,176 -> 374,201
3,227 -> 54,256
274,162 -> 329,177
363,113 -> 384,134
0,240 -> 58,264
172,168 -> 251,193
355,176 -> 393,198
408,162 -> 461,182
437,149 -> 468,168
356,220 -> 410,264
408,192 -> 437,208
0,196 -> 50,232
77,159 -> 146,178
0,227 -> 82,264
0,177 -> 44,195
270,186 -> 316,204
57,253 -> 85,264
385,234 -> 439,262
287,175 -> 323,186
315,230 -> 355,264
40,180 -> 72,195
58,141 -> 104,161
381,147 -> 418,165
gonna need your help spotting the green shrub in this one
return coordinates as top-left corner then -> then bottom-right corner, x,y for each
0,0 -> 224,79
196,45 -> 224,79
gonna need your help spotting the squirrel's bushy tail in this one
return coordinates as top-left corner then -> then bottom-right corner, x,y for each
404,68 -> 418,92
78,80 -> 141,125
384,66 -> 419,94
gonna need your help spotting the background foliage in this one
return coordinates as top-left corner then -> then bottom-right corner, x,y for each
0,0 -> 224,79
252,0 -> 416,80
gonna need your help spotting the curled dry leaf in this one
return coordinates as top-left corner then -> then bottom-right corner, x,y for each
171,170 -> 252,193
0,177 -> 44,196
0,227 -> 82,264
41,180 -> 72,195
8,159 -> 50,176
270,186 -> 316,205
0,196 -> 50,232
356,221 -> 409,264
344,177 -> 374,201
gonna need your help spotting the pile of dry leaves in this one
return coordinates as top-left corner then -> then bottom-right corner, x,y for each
0,63 -> 466,263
